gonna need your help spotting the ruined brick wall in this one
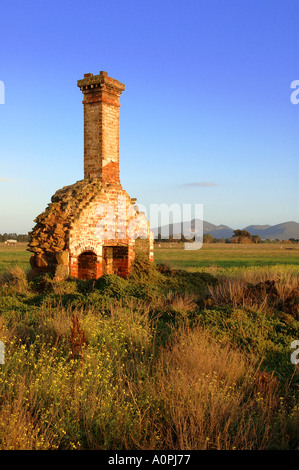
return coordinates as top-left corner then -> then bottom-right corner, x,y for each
68,186 -> 139,279
28,179 -> 151,280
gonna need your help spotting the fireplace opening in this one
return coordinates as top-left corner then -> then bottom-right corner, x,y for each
78,251 -> 97,279
103,245 -> 129,277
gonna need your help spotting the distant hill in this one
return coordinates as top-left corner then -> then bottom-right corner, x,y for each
243,222 -> 299,241
203,222 -> 234,240
244,225 -> 272,232
152,220 -> 299,241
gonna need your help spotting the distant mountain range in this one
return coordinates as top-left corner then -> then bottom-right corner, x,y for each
152,220 -> 299,241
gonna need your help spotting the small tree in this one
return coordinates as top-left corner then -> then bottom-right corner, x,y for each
232,229 -> 252,243
203,233 -> 214,244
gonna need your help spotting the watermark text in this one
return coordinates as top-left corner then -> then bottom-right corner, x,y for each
94,197 -> 203,250
290,340 -> 299,365
0,341 -> 4,364
0,81 -> 4,104
290,80 -> 299,104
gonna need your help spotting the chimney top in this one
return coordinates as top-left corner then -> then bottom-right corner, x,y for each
77,71 -> 125,93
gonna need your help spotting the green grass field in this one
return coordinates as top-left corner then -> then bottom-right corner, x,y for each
154,242 -> 299,268
0,243 -> 31,272
1,242 -> 298,274
154,242 -> 299,280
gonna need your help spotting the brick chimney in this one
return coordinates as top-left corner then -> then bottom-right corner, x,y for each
77,71 -> 125,183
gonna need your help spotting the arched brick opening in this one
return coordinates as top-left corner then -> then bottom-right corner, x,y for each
78,251 -> 98,279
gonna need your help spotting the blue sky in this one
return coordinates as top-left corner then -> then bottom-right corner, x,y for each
0,0 -> 298,233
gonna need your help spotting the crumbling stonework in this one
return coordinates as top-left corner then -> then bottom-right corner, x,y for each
28,71 -> 153,280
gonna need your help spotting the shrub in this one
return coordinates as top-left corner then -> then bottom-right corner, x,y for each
51,279 -> 78,296
164,269 -> 217,297
129,252 -> 159,282
29,274 -> 53,294
94,274 -> 128,299
156,262 -> 173,275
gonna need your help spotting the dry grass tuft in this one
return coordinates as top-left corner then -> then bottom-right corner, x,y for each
146,325 -> 292,450
206,269 -> 299,317
0,266 -> 29,293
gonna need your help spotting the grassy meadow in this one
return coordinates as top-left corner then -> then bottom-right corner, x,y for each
0,242 -> 298,450
154,241 -> 299,270
0,243 -> 31,273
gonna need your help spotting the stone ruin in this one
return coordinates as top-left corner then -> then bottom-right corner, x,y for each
28,71 -> 154,280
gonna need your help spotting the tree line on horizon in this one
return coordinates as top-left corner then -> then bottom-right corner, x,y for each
156,230 -> 299,244
0,233 -> 29,242
1,231 -> 298,244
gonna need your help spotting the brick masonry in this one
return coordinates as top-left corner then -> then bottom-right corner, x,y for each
78,71 -> 125,182
28,71 -> 154,280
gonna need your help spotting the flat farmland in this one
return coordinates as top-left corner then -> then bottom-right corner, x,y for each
0,243 -> 31,272
154,242 -> 299,273
0,242 -> 299,274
